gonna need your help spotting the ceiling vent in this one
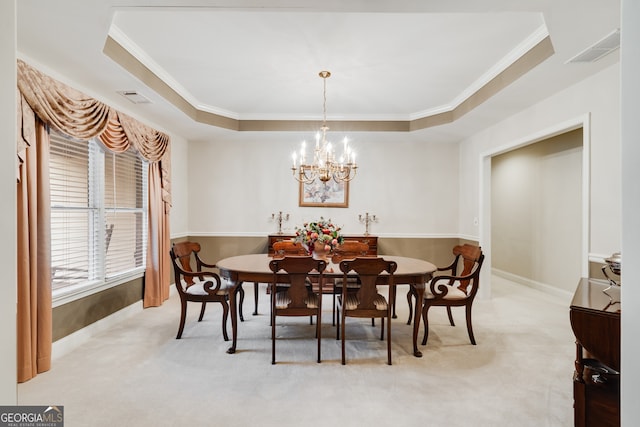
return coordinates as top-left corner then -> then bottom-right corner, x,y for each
567,28 -> 620,63
117,90 -> 151,104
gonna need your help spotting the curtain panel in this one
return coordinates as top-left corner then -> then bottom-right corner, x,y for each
16,59 -> 172,382
17,101 -> 52,383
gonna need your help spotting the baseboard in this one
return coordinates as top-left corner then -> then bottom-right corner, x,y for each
52,285 -> 178,360
492,268 -> 573,300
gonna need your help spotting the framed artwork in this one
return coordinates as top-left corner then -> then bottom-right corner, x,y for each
299,174 -> 349,208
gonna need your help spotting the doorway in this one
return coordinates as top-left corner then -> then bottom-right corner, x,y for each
478,115 -> 591,299
491,129 -> 583,295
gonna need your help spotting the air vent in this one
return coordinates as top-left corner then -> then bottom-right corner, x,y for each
567,28 -> 620,63
117,90 -> 151,104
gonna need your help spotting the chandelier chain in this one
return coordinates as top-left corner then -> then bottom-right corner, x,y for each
290,70 -> 357,184
322,73 -> 327,126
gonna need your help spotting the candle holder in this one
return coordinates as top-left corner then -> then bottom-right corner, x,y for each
358,212 -> 378,236
271,211 -> 290,234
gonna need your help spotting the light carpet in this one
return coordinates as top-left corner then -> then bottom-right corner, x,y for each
18,275 -> 575,427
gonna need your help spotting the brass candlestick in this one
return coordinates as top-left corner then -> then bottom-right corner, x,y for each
271,211 -> 290,234
358,212 -> 377,236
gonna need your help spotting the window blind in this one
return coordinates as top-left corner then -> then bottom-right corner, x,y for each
103,149 -> 146,277
49,131 -> 147,294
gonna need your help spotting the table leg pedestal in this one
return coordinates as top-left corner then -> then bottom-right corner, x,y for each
227,280 -> 239,354
412,284 -> 424,358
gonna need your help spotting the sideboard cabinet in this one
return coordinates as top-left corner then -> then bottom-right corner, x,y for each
569,278 -> 620,427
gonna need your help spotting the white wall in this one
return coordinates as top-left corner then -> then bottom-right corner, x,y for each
620,1 -> 640,423
187,133 -> 460,237
491,130 -> 583,294
168,134 -> 189,237
461,62 -> 621,259
0,0 -> 17,404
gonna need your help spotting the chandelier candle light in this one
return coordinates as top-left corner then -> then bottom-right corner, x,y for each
291,71 -> 357,184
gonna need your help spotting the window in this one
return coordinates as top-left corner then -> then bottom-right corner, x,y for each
50,130 -> 147,301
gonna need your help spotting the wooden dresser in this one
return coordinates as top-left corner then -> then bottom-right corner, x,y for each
267,234 -> 377,256
569,278 -> 620,427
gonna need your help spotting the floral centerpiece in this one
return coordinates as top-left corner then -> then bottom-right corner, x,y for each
294,217 -> 344,257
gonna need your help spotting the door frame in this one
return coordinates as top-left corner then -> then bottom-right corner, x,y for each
478,114 -> 591,299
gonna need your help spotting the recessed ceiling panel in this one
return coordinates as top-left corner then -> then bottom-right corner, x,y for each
110,9 -> 545,121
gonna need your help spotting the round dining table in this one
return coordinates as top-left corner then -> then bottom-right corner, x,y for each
216,254 -> 437,357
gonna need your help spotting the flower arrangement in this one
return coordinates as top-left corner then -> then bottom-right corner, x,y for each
294,217 -> 344,253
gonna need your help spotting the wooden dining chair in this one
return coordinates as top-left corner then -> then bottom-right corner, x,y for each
329,241 -> 370,325
170,241 -> 245,340
269,256 -> 326,364
407,244 -> 484,345
337,257 -> 397,365
272,240 -> 308,257
249,240 -> 307,318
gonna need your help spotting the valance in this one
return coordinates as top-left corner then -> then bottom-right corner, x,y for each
16,59 -> 171,206
17,59 -> 170,164
17,59 -> 112,141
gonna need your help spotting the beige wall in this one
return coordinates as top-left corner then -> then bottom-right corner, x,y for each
491,129 -> 583,293
185,135 -> 460,238
460,63 -> 620,254
189,235 -> 467,269
459,62 -> 620,298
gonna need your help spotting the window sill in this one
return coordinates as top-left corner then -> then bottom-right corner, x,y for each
52,268 -> 145,308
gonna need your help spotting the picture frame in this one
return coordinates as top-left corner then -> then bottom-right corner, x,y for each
299,172 -> 349,208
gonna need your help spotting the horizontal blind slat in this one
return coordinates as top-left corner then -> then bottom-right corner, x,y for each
50,131 -> 147,292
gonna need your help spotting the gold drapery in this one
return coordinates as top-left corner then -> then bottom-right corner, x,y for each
17,59 -> 113,141
17,103 -> 52,383
16,59 -> 172,382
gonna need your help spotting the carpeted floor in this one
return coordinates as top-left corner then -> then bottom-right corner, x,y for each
18,275 -> 575,427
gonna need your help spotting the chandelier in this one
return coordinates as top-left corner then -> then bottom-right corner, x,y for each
291,71 -> 357,184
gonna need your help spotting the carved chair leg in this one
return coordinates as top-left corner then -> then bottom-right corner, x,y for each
341,311 -> 347,365
221,300 -> 229,341
317,310 -> 322,363
390,285 -> 397,319
332,292 -> 336,326
253,282 -> 259,315
271,300 -> 276,365
380,317 -> 385,340
446,306 -> 455,326
465,304 -> 476,345
237,286 -> 245,322
406,289 -> 414,325
176,300 -> 188,339
387,310 -> 392,365
198,302 -> 206,321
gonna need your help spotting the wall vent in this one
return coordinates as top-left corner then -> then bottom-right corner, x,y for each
117,90 -> 151,104
566,28 -> 620,63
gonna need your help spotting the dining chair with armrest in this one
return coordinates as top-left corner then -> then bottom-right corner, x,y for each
269,256 -> 326,364
170,241 -> 245,340
407,244 -> 484,345
337,257 -> 397,365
